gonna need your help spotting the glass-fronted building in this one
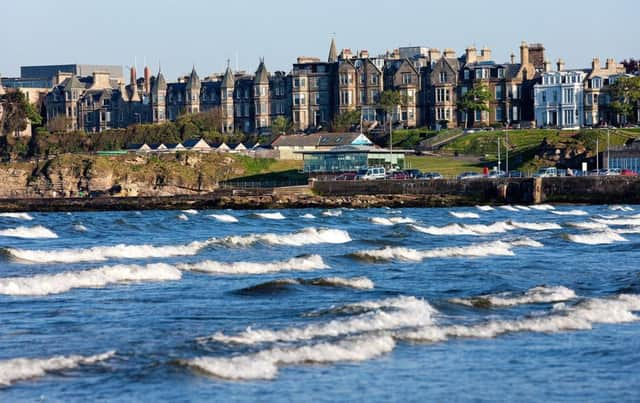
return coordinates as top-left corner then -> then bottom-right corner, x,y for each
608,143 -> 640,172
301,145 -> 408,173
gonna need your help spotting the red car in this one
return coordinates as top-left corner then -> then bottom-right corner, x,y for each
386,172 -> 409,180
335,172 -> 357,180
621,169 -> 638,176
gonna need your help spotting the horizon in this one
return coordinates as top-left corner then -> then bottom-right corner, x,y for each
1,0 -> 639,81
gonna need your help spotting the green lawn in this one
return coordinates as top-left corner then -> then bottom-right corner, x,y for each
406,155 -> 483,176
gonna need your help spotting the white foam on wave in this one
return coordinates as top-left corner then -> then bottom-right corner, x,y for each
450,285 -> 577,307
177,214 -> 189,221
592,217 -> 640,226
529,204 -> 555,211
219,227 -> 351,247
564,231 -> 628,245
449,211 -> 480,219
6,238 -> 211,264
322,210 -> 342,217
0,226 -> 58,239
206,296 -> 435,345
410,222 -> 513,236
609,205 -> 634,212
0,213 -> 34,221
6,228 -> 350,264
178,255 -> 328,275
514,205 -> 531,211
353,238 -> 543,262
210,214 -> 239,223
304,276 -> 374,290
371,217 -> 415,226
499,205 -> 519,212
301,213 -> 316,219
255,212 -> 286,220
184,335 -> 395,381
508,221 -> 562,231
73,224 -> 88,232
566,221 -> 610,230
0,263 -> 182,296
0,351 -> 115,387
398,294 -> 640,343
182,209 -> 199,215
551,209 -> 589,216
476,205 -> 495,211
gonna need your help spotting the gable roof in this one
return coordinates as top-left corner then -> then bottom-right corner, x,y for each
272,133 -> 372,148
254,61 -> 269,84
183,138 -> 211,149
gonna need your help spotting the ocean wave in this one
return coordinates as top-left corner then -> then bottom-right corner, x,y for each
255,212 -> 286,220
0,213 -> 34,221
449,212 -> 480,219
177,214 -> 189,221
592,217 -> 640,226
73,224 -> 88,232
529,204 -> 555,211
183,335 -> 394,381
209,214 -> 239,223
566,221 -> 610,230
0,263 -> 182,296
182,209 -> 199,215
371,217 -> 416,226
398,294 -> 640,343
205,296 -> 434,345
550,210 -> 589,216
476,205 -> 495,211
5,239 -> 211,264
0,351 -> 115,387
301,213 -> 316,219
322,210 -> 342,217
450,285 -> 577,308
499,205 -> 519,212
178,255 -> 329,275
564,231 -> 628,245
352,238 -> 542,263
238,276 -> 374,294
0,226 -> 58,239
508,221 -> 562,231
514,205 -> 531,211
218,227 -> 352,247
609,205 -> 634,212
410,222 -> 513,236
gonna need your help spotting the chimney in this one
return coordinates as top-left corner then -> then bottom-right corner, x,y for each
557,59 -> 565,72
90,72 -> 111,90
144,66 -> 150,93
480,46 -> 492,61
428,48 -> 441,61
520,41 -> 529,65
465,46 -> 477,64
130,66 -> 137,85
443,48 -> 456,59
544,59 -> 552,72
510,53 -> 516,64
592,57 -> 601,72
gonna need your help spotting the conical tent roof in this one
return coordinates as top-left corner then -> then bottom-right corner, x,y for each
328,38 -> 338,63
222,66 -> 234,88
186,66 -> 201,89
254,60 -> 269,84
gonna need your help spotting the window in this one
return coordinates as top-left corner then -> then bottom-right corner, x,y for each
514,85 -> 521,99
315,93 -> 321,105
594,94 -> 599,104
360,89 -> 366,103
475,110 -> 483,122
340,90 -> 353,105
371,75 -> 378,85
439,72 -> 447,83
360,74 -> 366,84
402,73 -> 413,85
497,68 -> 505,79
371,89 -> 380,102
496,107 -> 504,122
495,86 -> 503,100
293,94 -> 306,106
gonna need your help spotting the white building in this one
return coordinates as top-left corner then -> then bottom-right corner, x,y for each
534,62 -> 587,129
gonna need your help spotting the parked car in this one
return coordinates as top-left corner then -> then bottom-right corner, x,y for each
507,170 -> 524,178
403,169 -> 422,179
421,172 -> 443,180
621,169 -> 638,176
458,172 -> 484,180
534,167 -> 558,177
487,170 -> 506,178
356,167 -> 386,180
335,172 -> 357,181
387,171 -> 409,180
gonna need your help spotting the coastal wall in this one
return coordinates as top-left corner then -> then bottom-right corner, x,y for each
313,177 -> 640,205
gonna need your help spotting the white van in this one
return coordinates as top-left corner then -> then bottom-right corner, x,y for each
356,167 -> 386,180
534,167 -> 557,177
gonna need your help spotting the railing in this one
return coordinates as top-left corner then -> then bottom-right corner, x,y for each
219,179 -> 309,189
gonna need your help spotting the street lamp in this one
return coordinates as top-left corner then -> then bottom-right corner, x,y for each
505,120 -> 510,174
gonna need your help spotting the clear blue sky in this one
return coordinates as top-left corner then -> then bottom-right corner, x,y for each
1,0 -> 638,80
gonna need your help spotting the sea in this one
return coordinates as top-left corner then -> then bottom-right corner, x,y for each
0,205 -> 639,402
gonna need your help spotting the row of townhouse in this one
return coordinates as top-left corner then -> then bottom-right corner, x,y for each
37,40 -> 635,134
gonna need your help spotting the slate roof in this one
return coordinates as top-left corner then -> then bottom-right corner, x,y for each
272,133 -> 369,148
254,61 -> 269,84
222,66 -> 235,88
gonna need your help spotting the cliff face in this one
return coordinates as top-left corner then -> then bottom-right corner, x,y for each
0,153 -> 246,198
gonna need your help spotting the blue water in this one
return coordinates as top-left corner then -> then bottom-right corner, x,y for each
1,206 -> 639,402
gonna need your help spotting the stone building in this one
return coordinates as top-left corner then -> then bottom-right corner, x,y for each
583,58 -> 625,126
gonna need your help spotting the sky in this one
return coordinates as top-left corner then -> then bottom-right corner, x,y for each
1,0 -> 638,81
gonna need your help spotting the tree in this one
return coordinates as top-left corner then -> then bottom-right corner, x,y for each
457,84 -> 492,128
608,76 -> 640,125
1,89 -> 42,135
377,90 -> 408,148
331,109 -> 361,132
622,59 -> 639,74
271,116 -> 293,135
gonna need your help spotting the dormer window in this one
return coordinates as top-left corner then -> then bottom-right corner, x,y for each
497,68 -> 505,79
